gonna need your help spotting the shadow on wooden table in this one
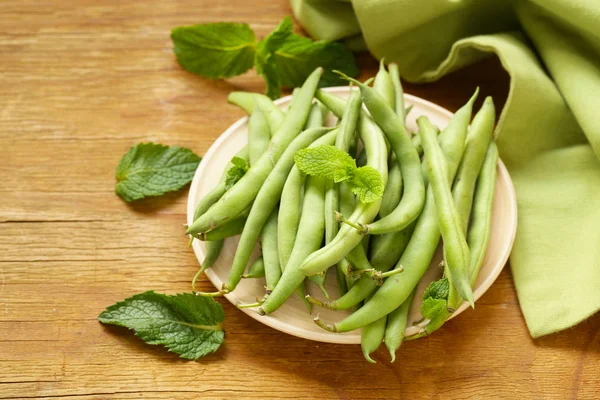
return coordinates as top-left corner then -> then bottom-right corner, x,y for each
125,188 -> 190,214
533,312 -> 600,352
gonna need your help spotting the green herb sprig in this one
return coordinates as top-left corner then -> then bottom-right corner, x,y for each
171,17 -> 359,99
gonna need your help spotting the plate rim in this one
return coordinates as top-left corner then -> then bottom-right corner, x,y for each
187,87 -> 518,344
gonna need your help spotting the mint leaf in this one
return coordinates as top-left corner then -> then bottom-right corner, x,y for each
422,278 -> 449,301
98,291 -> 224,360
171,23 -> 256,79
274,34 -> 359,88
346,166 -> 385,203
115,143 -> 201,202
420,298 -> 451,334
294,145 -> 356,182
257,16 -> 293,55
255,17 -> 293,99
418,278 -> 451,335
225,156 -> 249,190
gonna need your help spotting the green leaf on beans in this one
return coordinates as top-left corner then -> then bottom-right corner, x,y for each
423,278 -> 449,301
418,278 -> 451,335
171,22 -> 256,79
345,166 -> 385,203
98,291 -> 224,360
294,145 -> 384,203
294,145 -> 356,182
420,297 -> 451,334
225,156 -> 249,190
115,143 -> 201,202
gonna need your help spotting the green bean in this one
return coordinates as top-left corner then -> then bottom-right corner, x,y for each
260,176 -> 327,315
361,292 -> 387,364
373,59 -> 394,109
242,256 -> 265,279
467,141 -> 498,286
338,181 -> 357,292
314,90 -> 478,332
446,97 -> 495,309
388,63 -> 405,120
346,240 -> 372,271
324,90 -> 362,296
248,105 -> 271,166
419,116 -> 473,306
191,240 -> 224,292
219,127 -> 334,294
341,76 -> 425,236
305,103 -> 323,129
195,211 -> 248,241
187,67 -> 323,235
261,209 -> 281,293
299,107 -> 388,276
277,165 -> 312,312
384,289 -> 416,363
227,92 -> 285,134
278,166 -> 305,269
380,154 -> 402,218
304,102 -> 329,297
412,126 -> 440,158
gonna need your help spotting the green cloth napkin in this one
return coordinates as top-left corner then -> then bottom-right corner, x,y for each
291,0 -> 600,338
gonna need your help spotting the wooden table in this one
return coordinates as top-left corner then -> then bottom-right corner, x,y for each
2,1 -> 599,399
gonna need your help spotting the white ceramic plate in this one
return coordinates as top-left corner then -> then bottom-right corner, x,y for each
187,87 -> 517,344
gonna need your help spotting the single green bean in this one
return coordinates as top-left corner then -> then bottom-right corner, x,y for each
380,154 -> 402,218
388,63 -> 405,120
217,127 -> 334,295
260,176 -> 327,315
338,181 -> 357,292
227,92 -> 285,134
248,105 -> 271,166
195,212 -> 248,241
341,75 -> 425,236
187,67 -> 322,235
467,141 -> 498,286
305,102 -> 329,297
384,289 -> 416,363
325,90 -> 362,296
261,209 -> 281,292
242,256 -> 265,279
373,59 -> 394,109
314,90 -> 478,332
278,166 -> 305,269
278,165 -> 312,312
361,292 -> 387,364
305,102 -> 323,129
419,116 -> 473,306
192,240 -> 224,292
412,126 -> 440,158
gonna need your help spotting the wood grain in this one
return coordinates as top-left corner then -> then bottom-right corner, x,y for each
1,1 -> 598,399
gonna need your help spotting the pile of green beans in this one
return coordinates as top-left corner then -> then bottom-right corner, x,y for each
188,64 -> 499,363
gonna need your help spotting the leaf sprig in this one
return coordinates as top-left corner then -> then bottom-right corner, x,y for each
294,145 -> 385,203
171,17 -> 359,99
